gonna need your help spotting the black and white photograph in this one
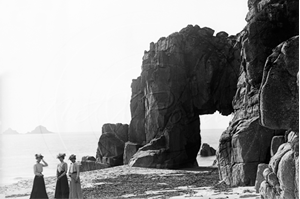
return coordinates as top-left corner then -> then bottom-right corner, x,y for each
0,0 -> 298,198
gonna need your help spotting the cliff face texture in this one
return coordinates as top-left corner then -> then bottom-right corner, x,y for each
127,25 -> 241,168
96,0 -> 299,195
217,0 -> 299,193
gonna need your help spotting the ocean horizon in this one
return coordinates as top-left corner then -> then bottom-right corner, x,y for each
0,129 -> 224,186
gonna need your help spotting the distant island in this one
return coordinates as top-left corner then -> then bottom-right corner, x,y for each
27,125 -> 53,134
2,128 -> 19,135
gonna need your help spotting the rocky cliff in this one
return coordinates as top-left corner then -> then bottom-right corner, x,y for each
96,0 -> 299,196
217,0 -> 299,189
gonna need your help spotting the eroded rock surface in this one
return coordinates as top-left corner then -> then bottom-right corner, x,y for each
128,25 -> 241,168
217,0 -> 299,187
96,123 -> 128,167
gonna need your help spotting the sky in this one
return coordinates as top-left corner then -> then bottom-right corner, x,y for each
0,0 -> 248,133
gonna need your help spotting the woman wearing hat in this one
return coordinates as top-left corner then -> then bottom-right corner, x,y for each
30,154 -> 49,199
68,154 -> 83,199
54,153 -> 69,199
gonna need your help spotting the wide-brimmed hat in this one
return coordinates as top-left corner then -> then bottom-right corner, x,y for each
69,154 -> 76,160
57,153 -> 66,159
35,154 -> 44,159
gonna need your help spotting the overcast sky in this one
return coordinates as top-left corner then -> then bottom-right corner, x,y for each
0,0 -> 248,133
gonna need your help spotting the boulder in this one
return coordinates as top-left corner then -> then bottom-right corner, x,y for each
200,143 -> 216,157
129,135 -> 169,168
255,163 -> 268,193
259,181 -> 278,199
277,150 -> 295,199
79,161 -> 108,172
123,142 -> 142,165
81,156 -> 96,162
270,136 -> 285,157
260,36 -> 299,131
218,117 -> 274,186
269,142 -> 291,174
96,123 -> 128,167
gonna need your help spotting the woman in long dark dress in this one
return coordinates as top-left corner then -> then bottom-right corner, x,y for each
68,154 -> 83,199
54,153 -> 69,199
30,154 -> 49,199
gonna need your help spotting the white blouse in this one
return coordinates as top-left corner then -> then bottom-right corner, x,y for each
69,162 -> 79,173
33,163 -> 43,176
57,162 -> 68,173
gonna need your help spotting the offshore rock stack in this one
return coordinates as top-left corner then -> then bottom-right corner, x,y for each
95,0 -> 298,198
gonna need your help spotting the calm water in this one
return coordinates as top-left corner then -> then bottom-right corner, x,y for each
0,132 -> 100,186
0,129 -> 223,186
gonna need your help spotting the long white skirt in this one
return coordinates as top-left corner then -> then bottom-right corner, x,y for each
69,173 -> 83,199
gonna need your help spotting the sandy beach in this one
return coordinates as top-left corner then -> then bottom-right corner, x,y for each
0,165 -> 260,199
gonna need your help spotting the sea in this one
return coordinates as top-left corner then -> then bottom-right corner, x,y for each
0,129 -> 224,186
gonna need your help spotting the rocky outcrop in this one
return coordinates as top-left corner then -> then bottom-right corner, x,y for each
260,36 -> 299,131
127,25 -> 241,169
258,134 -> 298,198
200,143 -> 216,157
258,35 -> 299,199
28,125 -> 53,134
96,123 -> 128,167
2,128 -> 19,134
217,0 -> 299,187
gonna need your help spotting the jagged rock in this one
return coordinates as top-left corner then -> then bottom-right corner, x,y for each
231,162 -> 258,186
277,150 -> 295,199
218,118 -> 274,186
96,123 -> 128,167
266,172 -> 279,188
260,36 -> 299,131
129,135 -> 169,168
255,163 -> 268,193
270,136 -> 285,157
128,24 -> 241,169
259,181 -> 279,199
81,156 -> 96,161
269,142 -> 291,174
218,0 -> 299,186
79,161 -> 108,172
200,143 -> 216,157
128,77 -> 146,145
123,142 -> 142,165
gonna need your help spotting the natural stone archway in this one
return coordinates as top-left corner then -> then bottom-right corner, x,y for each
96,1 -> 298,190
126,25 -> 241,169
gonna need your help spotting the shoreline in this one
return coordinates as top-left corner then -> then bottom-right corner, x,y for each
0,165 -> 260,199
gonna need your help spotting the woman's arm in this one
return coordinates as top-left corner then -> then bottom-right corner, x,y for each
41,159 -> 48,167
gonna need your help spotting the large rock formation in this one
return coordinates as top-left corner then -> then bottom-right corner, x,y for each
200,143 -> 216,157
28,125 -> 53,134
96,0 -> 298,194
217,0 -> 299,187
258,35 -> 299,199
96,123 -> 128,167
126,25 -> 241,169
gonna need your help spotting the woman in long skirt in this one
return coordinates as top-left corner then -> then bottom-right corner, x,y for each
30,154 -> 49,199
54,153 -> 69,198
68,154 -> 83,199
